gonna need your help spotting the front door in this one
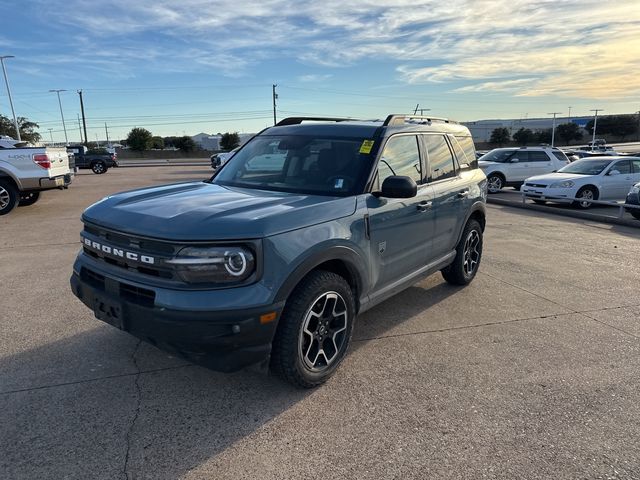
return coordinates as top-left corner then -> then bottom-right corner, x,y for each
367,134 -> 435,292
601,160 -> 633,199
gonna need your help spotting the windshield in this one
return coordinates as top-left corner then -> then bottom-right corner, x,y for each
479,149 -> 515,163
558,159 -> 612,175
213,135 -> 372,196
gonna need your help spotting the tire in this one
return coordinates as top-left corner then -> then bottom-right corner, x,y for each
628,209 -> 640,220
533,199 -> 546,205
513,182 -> 524,191
0,179 -> 19,216
91,161 -> 107,174
573,186 -> 597,209
486,173 -> 504,193
441,219 -> 483,286
18,191 -> 41,207
271,270 -> 355,388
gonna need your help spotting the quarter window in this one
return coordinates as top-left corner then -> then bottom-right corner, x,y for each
424,135 -> 456,181
454,136 -> 477,168
378,135 -> 422,185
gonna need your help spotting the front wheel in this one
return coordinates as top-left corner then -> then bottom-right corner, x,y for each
0,179 -> 19,216
441,219 -> 483,285
486,173 -> 504,193
271,271 -> 355,388
91,161 -> 107,174
573,186 -> 597,209
18,191 -> 41,207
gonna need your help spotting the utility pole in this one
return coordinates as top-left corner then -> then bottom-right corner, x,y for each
77,90 -> 88,147
568,106 -> 572,123
547,112 -> 562,147
48,128 -> 53,143
104,122 -> 110,146
49,89 -> 68,144
418,108 -> 430,116
272,84 -> 278,125
77,114 -> 83,143
0,55 -> 21,141
413,104 -> 419,114
590,109 -> 603,147
637,110 -> 640,142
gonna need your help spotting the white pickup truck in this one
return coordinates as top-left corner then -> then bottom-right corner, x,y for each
0,136 -> 72,215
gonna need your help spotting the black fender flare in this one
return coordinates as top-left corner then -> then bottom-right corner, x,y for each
455,201 -> 487,245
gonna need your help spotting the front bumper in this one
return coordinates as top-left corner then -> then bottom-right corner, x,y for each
521,185 -> 575,203
70,259 -> 284,372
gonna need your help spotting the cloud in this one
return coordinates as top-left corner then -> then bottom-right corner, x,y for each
297,74 -> 334,82
27,0 -> 640,99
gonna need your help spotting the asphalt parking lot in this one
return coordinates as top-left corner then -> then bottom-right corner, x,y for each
2,166 -> 640,479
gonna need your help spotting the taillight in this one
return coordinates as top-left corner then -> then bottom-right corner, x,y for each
33,154 -> 52,169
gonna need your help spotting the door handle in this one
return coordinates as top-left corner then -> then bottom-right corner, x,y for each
417,201 -> 432,212
457,190 -> 469,198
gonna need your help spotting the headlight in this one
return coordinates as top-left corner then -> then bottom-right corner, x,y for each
166,246 -> 255,284
549,180 -> 574,188
630,185 -> 640,194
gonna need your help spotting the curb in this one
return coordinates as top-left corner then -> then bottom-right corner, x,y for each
488,196 -> 640,229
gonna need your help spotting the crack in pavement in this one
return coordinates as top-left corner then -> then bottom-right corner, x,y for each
123,340 -> 142,480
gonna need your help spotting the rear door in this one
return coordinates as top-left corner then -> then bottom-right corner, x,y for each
367,134 -> 435,292
422,134 -> 467,260
527,150 -> 555,176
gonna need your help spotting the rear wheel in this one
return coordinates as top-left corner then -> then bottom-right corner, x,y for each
271,270 -> 355,388
18,191 -> 41,207
441,219 -> 483,286
573,186 -> 597,209
0,179 -> 19,216
486,173 -> 504,193
91,161 -> 107,174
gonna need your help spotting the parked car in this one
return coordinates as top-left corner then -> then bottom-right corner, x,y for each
478,147 -> 570,193
70,114 -> 487,388
521,157 -> 640,208
0,141 -> 72,215
625,181 -> 640,220
210,146 -> 240,169
67,145 -> 118,174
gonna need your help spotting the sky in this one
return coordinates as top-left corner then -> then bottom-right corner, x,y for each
0,0 -> 639,142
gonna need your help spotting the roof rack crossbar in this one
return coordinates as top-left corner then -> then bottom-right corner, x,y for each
275,117 -> 358,127
383,114 -> 455,126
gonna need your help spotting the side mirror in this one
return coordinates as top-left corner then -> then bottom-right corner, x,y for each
377,176 -> 418,198
608,169 -> 620,176
510,157 -> 520,163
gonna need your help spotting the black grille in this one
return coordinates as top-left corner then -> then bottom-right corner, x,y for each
81,267 -> 155,307
525,182 -> 548,188
84,224 -> 175,255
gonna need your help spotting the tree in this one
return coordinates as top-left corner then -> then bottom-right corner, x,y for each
489,127 -> 510,146
220,132 -> 241,151
173,136 -> 196,152
556,123 -> 583,144
512,128 -> 534,146
535,129 -> 552,144
126,128 -> 153,151
0,115 -> 41,143
150,136 -> 165,149
585,115 -> 638,140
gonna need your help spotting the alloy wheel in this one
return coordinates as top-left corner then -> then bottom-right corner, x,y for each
0,186 -> 9,210
579,189 -> 594,208
487,176 -> 503,193
298,292 -> 348,372
463,229 -> 481,277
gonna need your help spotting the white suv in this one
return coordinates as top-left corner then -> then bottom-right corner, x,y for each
478,147 -> 570,193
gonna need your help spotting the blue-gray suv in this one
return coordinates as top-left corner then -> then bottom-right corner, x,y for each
70,115 -> 487,387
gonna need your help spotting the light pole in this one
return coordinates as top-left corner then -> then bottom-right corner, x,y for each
590,109 -> 603,148
547,112 -> 562,147
49,89 -> 68,144
48,128 -> 53,143
0,55 -> 21,141
567,106 -> 572,123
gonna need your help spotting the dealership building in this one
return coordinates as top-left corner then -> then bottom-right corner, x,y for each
462,116 -> 592,143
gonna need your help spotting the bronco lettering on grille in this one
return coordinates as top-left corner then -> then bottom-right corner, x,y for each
83,237 -> 155,264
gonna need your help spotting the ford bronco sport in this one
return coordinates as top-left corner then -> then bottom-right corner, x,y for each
70,115 -> 487,388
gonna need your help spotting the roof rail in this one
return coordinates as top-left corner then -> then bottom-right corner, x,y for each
383,114 -> 455,126
275,117 -> 357,127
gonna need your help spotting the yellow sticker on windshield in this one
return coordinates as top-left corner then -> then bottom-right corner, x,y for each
359,139 -> 375,154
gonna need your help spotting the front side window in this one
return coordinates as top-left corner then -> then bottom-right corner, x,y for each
424,135 -> 456,181
377,135 -> 422,185
214,135 -> 372,196
479,149 -> 516,163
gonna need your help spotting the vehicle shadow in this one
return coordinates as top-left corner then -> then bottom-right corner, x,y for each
1,279 -> 460,479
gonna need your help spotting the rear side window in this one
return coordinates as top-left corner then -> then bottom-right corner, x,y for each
613,160 -> 632,174
378,135 -> 422,185
454,136 -> 477,169
528,151 -> 550,162
552,151 -> 569,162
631,159 -> 640,173
423,135 -> 456,182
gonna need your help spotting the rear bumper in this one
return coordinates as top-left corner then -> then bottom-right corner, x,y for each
21,174 -> 72,191
70,264 -> 283,372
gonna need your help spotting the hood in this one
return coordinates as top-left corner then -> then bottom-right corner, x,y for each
478,160 -> 498,167
525,172 -> 589,183
82,181 -> 357,241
